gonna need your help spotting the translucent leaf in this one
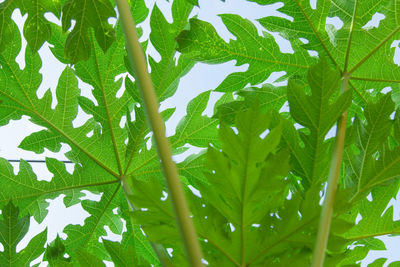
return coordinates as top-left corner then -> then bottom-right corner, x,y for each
177,14 -> 315,92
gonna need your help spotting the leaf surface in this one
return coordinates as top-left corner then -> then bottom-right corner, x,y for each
0,0 -> 205,263
177,0 -> 400,100
0,0 -> 62,52
344,93 -> 398,200
61,0 -> 116,62
177,14 -> 315,92
103,239 -> 147,267
0,202 -> 47,266
286,59 -> 351,188
20,0 -> 62,52
148,0 -> 195,101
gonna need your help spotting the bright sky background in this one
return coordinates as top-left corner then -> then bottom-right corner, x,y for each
1,0 -> 400,266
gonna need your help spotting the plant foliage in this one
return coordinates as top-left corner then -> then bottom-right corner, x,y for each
0,0 -> 400,266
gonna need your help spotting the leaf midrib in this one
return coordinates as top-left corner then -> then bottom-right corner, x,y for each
127,114 -> 217,176
91,36 -> 123,175
197,232 -> 240,266
0,179 -> 118,203
178,23 -> 309,70
357,99 -> 390,193
351,149 -> 400,200
248,215 -> 317,265
0,70 -> 119,179
295,0 -> 400,83
152,5 -> 189,100
294,0 -> 339,69
76,184 -> 121,247
343,0 -> 359,72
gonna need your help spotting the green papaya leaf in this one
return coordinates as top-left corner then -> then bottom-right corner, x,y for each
61,0 -> 116,62
44,236 -> 72,266
177,14 -> 315,92
344,93 -> 398,200
0,201 -> 47,266
286,59 -> 352,188
343,181 -> 400,266
103,239 -> 147,267
75,249 -> 105,266
215,84 -> 287,124
148,0 -> 195,101
177,0 -> 400,104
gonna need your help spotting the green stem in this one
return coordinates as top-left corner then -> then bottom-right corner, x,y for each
311,73 -> 350,267
115,1 -> 204,266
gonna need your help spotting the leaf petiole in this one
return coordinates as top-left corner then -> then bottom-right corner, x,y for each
311,73 -> 350,267
115,0 -> 204,265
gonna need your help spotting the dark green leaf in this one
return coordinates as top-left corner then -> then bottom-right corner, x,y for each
0,201 -> 47,266
287,58 -> 352,188
344,93 -> 397,199
75,249 -> 105,266
103,239 -> 147,267
44,236 -> 72,266
20,0 -> 62,51
61,0 -> 116,62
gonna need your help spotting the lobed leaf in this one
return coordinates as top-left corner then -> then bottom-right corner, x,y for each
344,93 -> 398,200
177,14 -> 315,92
0,0 -> 63,53
62,0 -> 116,62
286,59 -> 352,188
0,201 -> 47,266
148,0 -> 195,101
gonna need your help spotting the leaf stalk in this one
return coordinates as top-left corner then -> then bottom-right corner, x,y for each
115,1 -> 204,266
311,73 -> 350,267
